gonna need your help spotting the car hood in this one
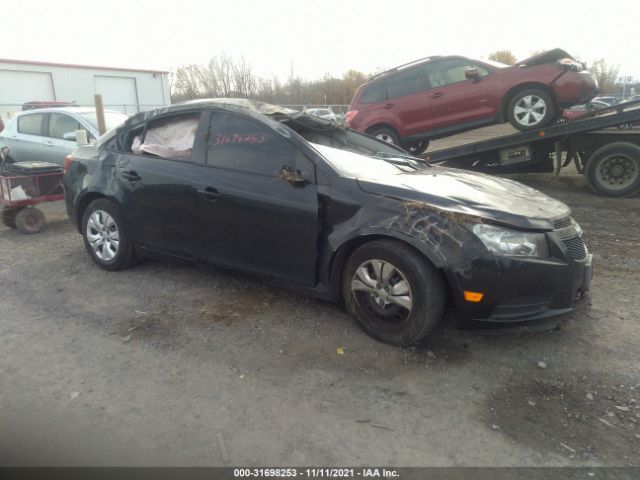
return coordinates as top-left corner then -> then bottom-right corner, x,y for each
356,167 -> 570,230
514,48 -> 574,67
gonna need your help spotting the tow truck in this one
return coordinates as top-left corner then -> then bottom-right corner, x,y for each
422,99 -> 640,197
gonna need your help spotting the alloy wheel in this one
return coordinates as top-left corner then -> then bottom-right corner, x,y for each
86,210 -> 120,261
514,95 -> 547,127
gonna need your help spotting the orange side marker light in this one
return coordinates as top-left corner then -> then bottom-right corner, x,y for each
464,291 -> 484,302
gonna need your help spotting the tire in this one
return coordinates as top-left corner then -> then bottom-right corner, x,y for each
508,88 -> 555,131
1,206 -> 22,229
82,198 -> 136,270
15,207 -> 45,234
584,142 -> 640,197
403,139 -> 430,156
368,126 -> 400,146
342,239 -> 445,346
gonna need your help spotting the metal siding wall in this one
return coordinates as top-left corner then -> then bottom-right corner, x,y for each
0,61 -> 169,117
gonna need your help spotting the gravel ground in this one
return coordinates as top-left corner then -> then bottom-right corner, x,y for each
0,166 -> 639,467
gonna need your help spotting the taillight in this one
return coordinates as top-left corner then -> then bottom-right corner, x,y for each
63,154 -> 74,174
344,110 -> 359,127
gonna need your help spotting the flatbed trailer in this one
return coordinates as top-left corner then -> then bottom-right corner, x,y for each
422,100 -> 640,197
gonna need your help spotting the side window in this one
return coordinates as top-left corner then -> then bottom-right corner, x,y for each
206,111 -> 311,177
18,113 -> 45,136
48,113 -> 82,140
131,113 -> 201,160
359,81 -> 386,104
386,67 -> 427,99
427,59 -> 490,87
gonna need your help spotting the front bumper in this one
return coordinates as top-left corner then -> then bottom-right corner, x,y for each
450,238 -> 593,330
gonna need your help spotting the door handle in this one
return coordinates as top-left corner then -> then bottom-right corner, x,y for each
431,92 -> 444,98
121,170 -> 141,182
383,103 -> 394,109
197,186 -> 220,201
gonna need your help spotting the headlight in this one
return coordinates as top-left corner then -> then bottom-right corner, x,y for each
472,224 -> 549,258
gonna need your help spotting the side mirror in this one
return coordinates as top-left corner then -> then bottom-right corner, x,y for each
63,131 -> 77,142
0,146 -> 10,159
465,67 -> 480,81
279,165 -> 309,186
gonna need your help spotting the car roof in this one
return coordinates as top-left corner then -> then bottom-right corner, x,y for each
15,107 -> 123,116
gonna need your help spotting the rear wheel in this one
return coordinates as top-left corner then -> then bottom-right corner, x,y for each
1,206 -> 22,229
82,198 -> 136,270
585,142 -> 640,197
342,239 -> 445,346
508,88 -> 555,130
403,139 -> 430,155
15,207 -> 45,234
368,126 -> 400,146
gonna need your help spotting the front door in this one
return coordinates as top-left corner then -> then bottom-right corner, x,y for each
425,58 -> 498,131
196,110 -> 319,286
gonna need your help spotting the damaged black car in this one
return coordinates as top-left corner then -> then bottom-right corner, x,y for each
63,99 -> 593,346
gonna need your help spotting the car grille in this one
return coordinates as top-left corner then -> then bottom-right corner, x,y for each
553,217 -> 574,229
554,217 -> 588,260
562,236 -> 588,260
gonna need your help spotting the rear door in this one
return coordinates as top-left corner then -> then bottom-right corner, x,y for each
383,66 -> 432,135
425,58 -> 498,130
114,111 -> 205,257
5,112 -> 52,163
195,109 -> 319,285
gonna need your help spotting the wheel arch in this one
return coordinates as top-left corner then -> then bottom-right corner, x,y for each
501,82 -> 556,122
75,191 -> 120,233
328,232 -> 453,304
365,122 -> 400,138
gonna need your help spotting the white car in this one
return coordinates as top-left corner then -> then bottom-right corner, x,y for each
305,108 -> 338,122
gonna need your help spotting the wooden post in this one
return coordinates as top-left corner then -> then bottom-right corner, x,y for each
94,94 -> 107,135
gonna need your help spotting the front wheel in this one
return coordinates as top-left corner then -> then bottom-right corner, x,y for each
15,207 -> 45,234
585,142 -> 640,197
508,89 -> 555,131
82,198 -> 136,270
342,239 -> 445,346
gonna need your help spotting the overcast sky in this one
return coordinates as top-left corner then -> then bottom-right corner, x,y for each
2,0 -> 639,81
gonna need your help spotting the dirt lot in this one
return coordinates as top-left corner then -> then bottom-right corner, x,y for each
1,149 -> 639,466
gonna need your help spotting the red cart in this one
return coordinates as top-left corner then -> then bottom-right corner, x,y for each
0,149 -> 64,234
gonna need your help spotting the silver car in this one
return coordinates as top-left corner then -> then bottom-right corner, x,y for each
0,107 -> 128,165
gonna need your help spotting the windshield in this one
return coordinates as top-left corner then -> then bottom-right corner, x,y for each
311,143 -> 425,179
78,111 -> 129,131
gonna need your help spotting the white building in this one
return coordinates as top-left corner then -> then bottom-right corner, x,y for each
0,58 -> 170,119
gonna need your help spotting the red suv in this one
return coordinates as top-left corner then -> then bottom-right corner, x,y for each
345,49 -> 597,154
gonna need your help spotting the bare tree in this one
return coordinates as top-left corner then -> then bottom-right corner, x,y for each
488,50 -> 517,65
589,58 -> 619,93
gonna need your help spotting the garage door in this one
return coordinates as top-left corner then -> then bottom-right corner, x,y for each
94,76 -> 139,114
0,70 -> 55,116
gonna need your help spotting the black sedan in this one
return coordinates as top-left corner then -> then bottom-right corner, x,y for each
63,99 -> 593,346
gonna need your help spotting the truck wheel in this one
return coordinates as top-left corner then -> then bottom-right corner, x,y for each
82,198 -> 136,270
585,142 -> 640,197
368,126 -> 400,146
508,89 -> 555,131
15,207 -> 46,234
1,207 -> 22,229
342,239 -> 445,346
